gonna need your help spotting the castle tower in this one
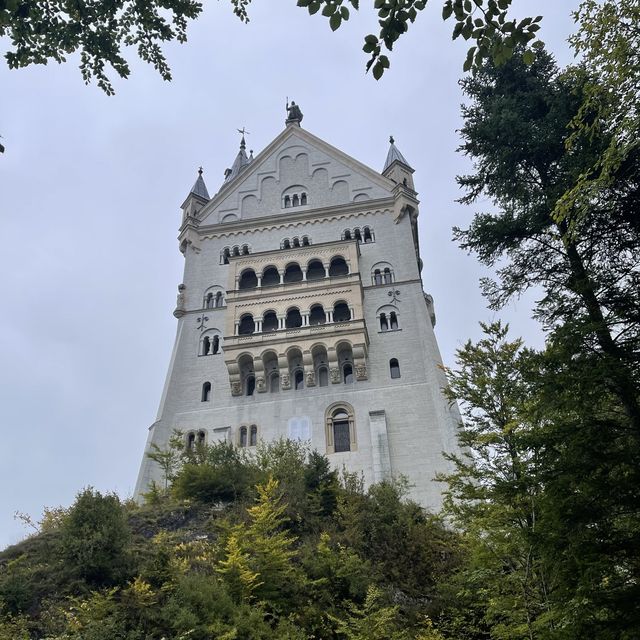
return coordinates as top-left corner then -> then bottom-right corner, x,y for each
135,108 -> 460,511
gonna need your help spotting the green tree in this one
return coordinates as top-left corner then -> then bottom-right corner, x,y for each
60,487 -> 131,585
455,48 -> 640,433
438,322 -> 554,639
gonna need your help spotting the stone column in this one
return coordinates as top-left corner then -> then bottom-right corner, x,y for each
234,320 -> 240,336
327,310 -> 334,323
279,270 -> 285,285
278,315 -> 286,330
302,312 -> 309,327
324,264 -> 330,278
302,267 -> 308,281
255,319 -> 263,333
257,275 -> 262,288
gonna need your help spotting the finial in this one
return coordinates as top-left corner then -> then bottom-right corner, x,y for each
389,135 -> 395,145
237,127 -> 249,149
198,166 -> 203,176
249,149 -> 254,160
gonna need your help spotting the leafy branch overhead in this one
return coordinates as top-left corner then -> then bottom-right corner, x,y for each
294,0 -> 544,78
0,0 -> 542,94
0,0 -> 203,95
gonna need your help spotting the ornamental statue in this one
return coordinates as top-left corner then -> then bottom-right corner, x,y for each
286,99 -> 303,124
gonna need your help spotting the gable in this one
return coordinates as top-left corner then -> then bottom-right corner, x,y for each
198,127 -> 395,226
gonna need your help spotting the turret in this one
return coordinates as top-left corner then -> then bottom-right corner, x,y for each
382,136 -> 415,190
181,167 -> 210,221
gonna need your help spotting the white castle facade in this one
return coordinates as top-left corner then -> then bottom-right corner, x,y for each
135,108 -> 460,511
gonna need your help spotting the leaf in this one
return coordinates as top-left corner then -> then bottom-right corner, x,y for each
522,49 -> 535,65
372,61 -> 384,79
442,1 -> 453,20
329,12 -> 342,30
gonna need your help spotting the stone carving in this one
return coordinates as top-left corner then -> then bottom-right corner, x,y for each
286,100 -> 303,124
173,284 -> 186,318
231,381 -> 242,396
196,314 -> 209,331
330,367 -> 341,384
355,364 -> 368,381
281,373 -> 291,390
306,371 -> 316,387
256,376 -> 266,393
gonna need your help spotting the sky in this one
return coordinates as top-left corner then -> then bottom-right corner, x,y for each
0,0 -> 582,549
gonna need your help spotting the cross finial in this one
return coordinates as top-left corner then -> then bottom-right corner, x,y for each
198,166 -> 203,176
389,135 -> 395,145
237,127 -> 249,149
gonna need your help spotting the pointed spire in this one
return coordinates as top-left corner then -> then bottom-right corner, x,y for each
383,135 -> 413,172
223,129 -> 251,185
189,166 -> 210,200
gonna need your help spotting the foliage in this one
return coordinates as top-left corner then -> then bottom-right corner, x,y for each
455,47 -> 640,434
60,487 -> 131,586
0,0 -> 545,91
559,0 -> 640,224
0,442 -> 459,638
0,0 -> 203,94
293,0 -> 544,79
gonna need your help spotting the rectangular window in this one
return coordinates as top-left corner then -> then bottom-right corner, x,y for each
333,421 -> 351,452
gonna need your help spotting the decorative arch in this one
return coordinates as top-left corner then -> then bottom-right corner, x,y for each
199,329 -> 222,356
371,261 -> 394,285
325,401 -> 356,454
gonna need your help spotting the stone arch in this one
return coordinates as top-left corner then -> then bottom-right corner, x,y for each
325,401 -> 356,453
241,194 -> 258,216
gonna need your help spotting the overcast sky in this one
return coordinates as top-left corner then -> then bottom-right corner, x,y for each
0,0 -> 581,548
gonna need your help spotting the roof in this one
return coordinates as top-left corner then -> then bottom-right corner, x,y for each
189,169 -> 210,200
383,136 -> 413,172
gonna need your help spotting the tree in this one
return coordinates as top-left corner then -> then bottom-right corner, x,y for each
1,0 -> 202,94
438,323 -> 555,639
60,487 -> 131,585
0,0 -> 543,93
455,48 -> 640,433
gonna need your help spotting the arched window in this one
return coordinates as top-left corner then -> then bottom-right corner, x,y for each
380,313 -> 388,331
238,314 -> 255,335
197,430 -> 206,445
292,194 -> 299,207
343,363 -> 354,384
302,236 -> 310,246
343,229 -> 352,240
269,372 -> 280,393
283,238 -> 291,249
246,375 -> 256,396
390,312 -> 399,330
233,247 -> 240,257
222,248 -> 231,264
202,336 -> 211,355
309,304 -> 326,326
239,269 -> 258,290
286,308 -> 303,329
263,311 -> 279,332
250,425 -> 258,446
363,227 -> 373,243
333,302 -> 351,323
201,381 -> 211,402
354,228 -> 362,243
284,263 -> 303,283
242,245 -> 249,255
300,193 -> 307,205
240,426 -> 248,447
383,268 -> 393,284
329,256 -> 348,277
215,291 -> 224,307
294,369 -> 304,390
186,431 -> 196,450
293,237 -> 300,248
262,266 -> 280,287
205,292 -> 214,308
325,403 -> 356,454
307,259 -> 325,280
373,269 -> 382,285
212,335 -> 220,354
283,195 -> 291,208
390,358 -> 401,379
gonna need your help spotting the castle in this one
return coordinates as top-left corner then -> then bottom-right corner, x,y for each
135,105 -> 460,511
